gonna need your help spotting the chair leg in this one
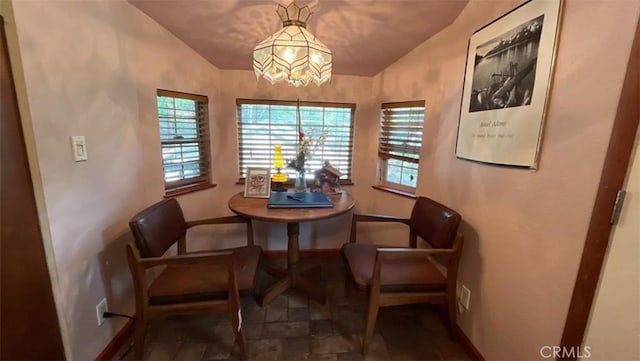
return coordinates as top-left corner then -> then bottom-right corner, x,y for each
362,297 -> 379,354
445,294 -> 459,341
133,315 -> 147,360
230,308 -> 245,359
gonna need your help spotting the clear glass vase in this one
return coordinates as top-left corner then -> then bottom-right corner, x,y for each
294,170 -> 307,192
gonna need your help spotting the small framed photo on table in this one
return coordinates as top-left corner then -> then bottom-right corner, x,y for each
244,168 -> 271,198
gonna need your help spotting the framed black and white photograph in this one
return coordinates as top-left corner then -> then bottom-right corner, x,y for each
456,0 -> 563,168
244,168 -> 271,198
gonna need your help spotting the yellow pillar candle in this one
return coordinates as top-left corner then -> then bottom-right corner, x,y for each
274,144 -> 284,169
272,144 -> 288,183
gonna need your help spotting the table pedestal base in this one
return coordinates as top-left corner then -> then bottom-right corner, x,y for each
260,223 -> 327,305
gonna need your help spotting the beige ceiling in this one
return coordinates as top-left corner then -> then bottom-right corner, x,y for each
130,0 -> 468,76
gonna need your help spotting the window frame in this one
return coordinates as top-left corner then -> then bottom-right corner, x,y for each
377,100 -> 426,195
156,89 -> 213,197
236,98 -> 356,185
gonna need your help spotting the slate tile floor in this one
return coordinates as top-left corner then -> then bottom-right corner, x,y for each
119,258 -> 468,361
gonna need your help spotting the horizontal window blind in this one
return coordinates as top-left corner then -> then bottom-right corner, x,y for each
157,90 -> 210,192
378,100 -> 425,190
237,99 -> 354,180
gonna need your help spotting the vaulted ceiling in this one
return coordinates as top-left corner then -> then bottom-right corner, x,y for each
130,0 -> 468,76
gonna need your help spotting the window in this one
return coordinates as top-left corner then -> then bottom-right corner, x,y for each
377,100 -> 425,194
156,89 -> 211,195
236,99 -> 355,181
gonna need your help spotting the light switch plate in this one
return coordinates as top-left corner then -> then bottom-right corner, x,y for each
71,136 -> 88,162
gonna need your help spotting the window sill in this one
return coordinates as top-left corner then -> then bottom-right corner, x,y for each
164,183 -> 217,198
372,185 -> 417,199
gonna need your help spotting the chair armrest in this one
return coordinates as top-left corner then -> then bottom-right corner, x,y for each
353,214 -> 410,224
182,215 -> 254,251
186,215 -> 249,228
138,251 -> 234,269
376,247 -> 455,261
350,214 -> 410,243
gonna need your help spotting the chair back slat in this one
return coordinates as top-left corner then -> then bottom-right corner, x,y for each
409,197 -> 461,249
129,198 -> 187,258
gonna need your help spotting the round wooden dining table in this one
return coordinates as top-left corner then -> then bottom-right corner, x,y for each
228,191 -> 356,305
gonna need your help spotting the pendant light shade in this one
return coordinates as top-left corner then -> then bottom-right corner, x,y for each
253,2 -> 332,87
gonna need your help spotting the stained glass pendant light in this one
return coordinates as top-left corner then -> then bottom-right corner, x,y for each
253,1 -> 332,87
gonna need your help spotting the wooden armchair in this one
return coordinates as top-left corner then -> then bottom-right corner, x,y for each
341,196 -> 463,354
126,198 -> 262,359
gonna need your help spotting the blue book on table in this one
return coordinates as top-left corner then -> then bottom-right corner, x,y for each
267,192 -> 334,209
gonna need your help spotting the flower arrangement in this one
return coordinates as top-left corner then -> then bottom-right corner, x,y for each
288,128 -> 327,173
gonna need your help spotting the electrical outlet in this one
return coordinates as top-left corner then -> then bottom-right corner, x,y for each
96,298 -> 108,326
460,285 -> 471,310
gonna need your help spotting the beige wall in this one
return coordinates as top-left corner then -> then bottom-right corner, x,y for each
9,2 -> 143,359
371,0 -> 640,359
7,1 -> 223,359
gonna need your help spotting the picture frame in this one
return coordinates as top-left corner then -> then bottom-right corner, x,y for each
244,168 -> 271,198
455,0 -> 563,168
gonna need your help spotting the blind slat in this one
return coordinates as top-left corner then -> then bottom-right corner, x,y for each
378,152 -> 420,164
382,109 -> 425,116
